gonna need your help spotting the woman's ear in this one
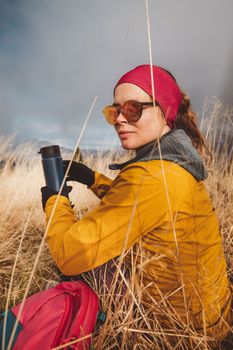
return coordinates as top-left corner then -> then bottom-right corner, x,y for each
156,106 -> 167,124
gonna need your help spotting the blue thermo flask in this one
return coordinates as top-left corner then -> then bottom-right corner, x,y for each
39,145 -> 67,192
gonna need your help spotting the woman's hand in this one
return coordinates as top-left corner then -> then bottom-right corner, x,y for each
63,161 -> 95,187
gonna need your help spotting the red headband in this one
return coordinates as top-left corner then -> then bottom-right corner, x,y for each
115,65 -> 182,128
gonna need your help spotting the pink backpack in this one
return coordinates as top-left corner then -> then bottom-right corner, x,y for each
0,281 -> 102,350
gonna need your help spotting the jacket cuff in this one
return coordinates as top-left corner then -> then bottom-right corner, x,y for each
88,171 -> 113,199
45,194 -> 71,214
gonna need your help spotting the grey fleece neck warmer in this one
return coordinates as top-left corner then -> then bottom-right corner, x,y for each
109,129 -> 208,181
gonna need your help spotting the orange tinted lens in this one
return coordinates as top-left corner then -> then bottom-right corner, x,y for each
102,106 -> 118,125
122,101 -> 142,122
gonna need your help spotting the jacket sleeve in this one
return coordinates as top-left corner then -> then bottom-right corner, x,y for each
45,163 -> 168,275
88,171 -> 114,199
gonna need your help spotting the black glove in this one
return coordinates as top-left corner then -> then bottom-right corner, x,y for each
63,160 -> 95,187
41,185 -> 72,210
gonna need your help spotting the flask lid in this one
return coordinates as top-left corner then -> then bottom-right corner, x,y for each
39,145 -> 61,157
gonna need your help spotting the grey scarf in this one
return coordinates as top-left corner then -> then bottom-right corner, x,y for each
109,129 -> 208,181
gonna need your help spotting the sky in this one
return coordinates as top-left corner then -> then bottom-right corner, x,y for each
0,0 -> 233,149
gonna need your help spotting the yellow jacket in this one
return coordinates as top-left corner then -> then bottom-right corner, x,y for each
45,160 -> 232,340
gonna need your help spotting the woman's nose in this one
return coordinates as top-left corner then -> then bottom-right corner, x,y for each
115,112 -> 128,124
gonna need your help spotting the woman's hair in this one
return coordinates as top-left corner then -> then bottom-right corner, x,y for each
162,68 -> 211,161
174,91 -> 210,157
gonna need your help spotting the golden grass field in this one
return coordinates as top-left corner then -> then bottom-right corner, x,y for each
0,99 -> 232,349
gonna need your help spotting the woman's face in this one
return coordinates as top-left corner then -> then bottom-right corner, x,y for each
114,83 -> 170,150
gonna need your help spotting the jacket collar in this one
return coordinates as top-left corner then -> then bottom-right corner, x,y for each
109,129 -> 208,181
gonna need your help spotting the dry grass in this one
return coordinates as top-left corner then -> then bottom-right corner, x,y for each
0,99 -> 232,349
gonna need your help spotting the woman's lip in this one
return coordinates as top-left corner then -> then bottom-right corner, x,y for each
118,131 -> 134,139
118,131 -> 134,134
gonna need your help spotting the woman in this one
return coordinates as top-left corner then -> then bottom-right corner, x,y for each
41,65 -> 232,345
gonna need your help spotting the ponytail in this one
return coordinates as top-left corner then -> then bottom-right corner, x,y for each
173,91 -> 211,162
160,67 -> 211,161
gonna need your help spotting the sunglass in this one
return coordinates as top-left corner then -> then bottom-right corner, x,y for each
102,100 -> 159,125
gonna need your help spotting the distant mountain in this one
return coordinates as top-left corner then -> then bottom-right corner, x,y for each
22,138 -> 73,155
0,136 -> 125,169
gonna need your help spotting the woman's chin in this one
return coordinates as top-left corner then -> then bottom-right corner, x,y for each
120,137 -> 146,150
120,140 -> 135,150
